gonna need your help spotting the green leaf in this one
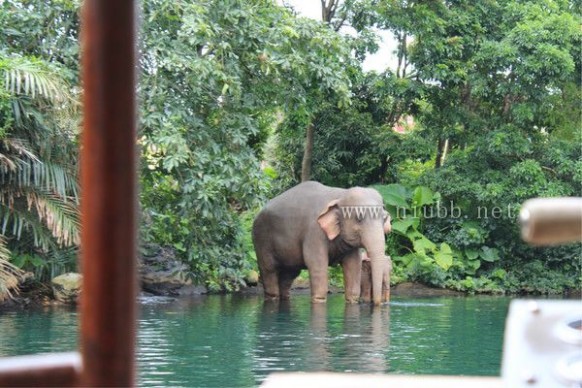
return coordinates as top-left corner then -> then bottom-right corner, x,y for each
413,237 -> 437,254
173,242 -> 186,252
434,242 -> 453,270
467,260 -> 481,273
263,166 -> 278,179
30,255 -> 45,267
407,230 -> 425,240
375,184 -> 409,209
465,249 -> 479,261
395,253 -> 416,266
440,242 -> 453,255
480,246 -> 500,262
11,255 -> 27,268
412,186 -> 434,207
491,268 -> 507,280
282,25 -> 299,38
391,218 -> 415,234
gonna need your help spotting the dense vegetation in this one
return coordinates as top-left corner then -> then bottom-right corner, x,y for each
0,0 -> 579,298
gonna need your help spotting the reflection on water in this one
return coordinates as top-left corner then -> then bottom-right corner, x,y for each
390,301 -> 445,307
0,294 -> 510,387
248,300 -> 392,379
0,306 -> 79,357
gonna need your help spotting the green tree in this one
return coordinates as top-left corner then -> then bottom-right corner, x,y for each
274,69 -> 429,188
139,0 -> 355,290
278,8 -> 354,183
0,54 -> 80,287
0,1 -> 81,291
374,0 -> 582,292
274,0 -> 429,189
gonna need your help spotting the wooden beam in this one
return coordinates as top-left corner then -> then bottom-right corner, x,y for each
79,0 -> 137,386
0,352 -> 81,387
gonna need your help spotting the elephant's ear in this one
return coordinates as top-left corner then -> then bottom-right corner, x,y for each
383,210 -> 392,234
317,199 -> 341,240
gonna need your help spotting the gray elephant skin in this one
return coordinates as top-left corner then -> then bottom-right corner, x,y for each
252,181 -> 391,305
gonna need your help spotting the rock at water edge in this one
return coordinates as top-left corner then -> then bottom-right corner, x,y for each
52,273 -> 82,304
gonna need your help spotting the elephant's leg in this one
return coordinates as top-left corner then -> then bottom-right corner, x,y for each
308,265 -> 328,303
278,268 -> 301,300
261,271 -> 280,301
303,239 -> 329,303
341,250 -> 361,304
256,248 -> 280,300
360,260 -> 372,303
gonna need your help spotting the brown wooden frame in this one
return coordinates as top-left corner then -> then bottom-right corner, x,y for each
0,1 -> 137,386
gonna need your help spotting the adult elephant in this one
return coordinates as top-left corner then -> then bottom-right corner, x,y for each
252,181 -> 391,305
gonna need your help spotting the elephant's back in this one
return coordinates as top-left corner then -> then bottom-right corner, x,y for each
253,181 -> 344,241
261,181 -> 343,220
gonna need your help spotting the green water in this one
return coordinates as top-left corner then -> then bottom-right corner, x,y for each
0,294 -> 511,387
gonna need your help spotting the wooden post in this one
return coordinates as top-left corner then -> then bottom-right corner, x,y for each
80,0 -> 137,386
0,1 -> 137,387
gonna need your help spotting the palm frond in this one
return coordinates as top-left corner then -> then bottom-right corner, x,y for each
0,55 -> 72,105
0,140 -> 78,200
0,202 -> 59,251
1,138 -> 40,162
0,152 -> 18,172
0,235 -> 25,301
27,190 -> 80,246
0,186 -> 79,248
38,162 -> 79,201
0,138 -> 41,180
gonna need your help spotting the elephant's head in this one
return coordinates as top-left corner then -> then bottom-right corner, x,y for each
317,187 -> 391,305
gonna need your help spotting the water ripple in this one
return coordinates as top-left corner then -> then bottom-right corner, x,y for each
1,294 -> 511,387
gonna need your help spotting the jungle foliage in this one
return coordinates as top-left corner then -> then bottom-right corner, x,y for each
272,0 -> 581,294
0,0 -> 580,295
1,0 -> 80,293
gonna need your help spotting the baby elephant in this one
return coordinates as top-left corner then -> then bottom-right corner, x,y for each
360,249 -> 391,303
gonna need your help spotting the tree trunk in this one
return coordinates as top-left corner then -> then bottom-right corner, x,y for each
396,32 -> 403,78
397,33 -> 408,79
435,138 -> 450,168
378,156 -> 389,184
402,35 -> 408,79
321,0 -> 338,23
503,94 -> 512,117
441,138 -> 449,166
435,138 -> 444,169
301,122 -> 315,182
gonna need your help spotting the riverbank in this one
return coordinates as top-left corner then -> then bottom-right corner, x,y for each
237,281 -> 466,298
5,279 -> 580,311
0,280 -> 463,309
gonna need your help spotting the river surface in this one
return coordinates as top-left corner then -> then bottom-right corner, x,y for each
0,294 -> 511,387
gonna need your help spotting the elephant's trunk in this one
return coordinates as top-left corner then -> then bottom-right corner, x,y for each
362,227 -> 386,306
